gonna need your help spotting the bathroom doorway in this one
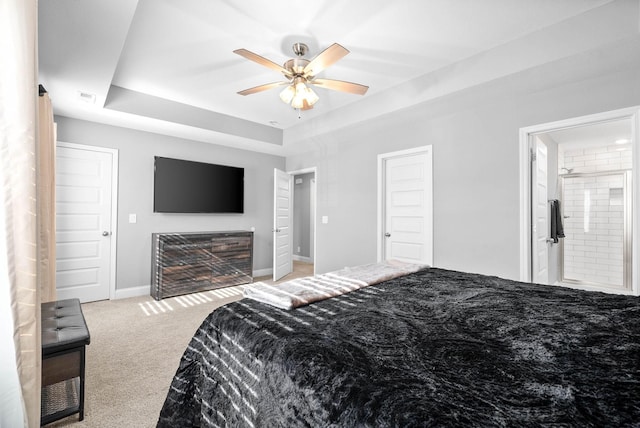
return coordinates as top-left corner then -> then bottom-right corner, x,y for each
519,108 -> 639,295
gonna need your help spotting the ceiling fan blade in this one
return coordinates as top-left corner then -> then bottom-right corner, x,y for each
237,82 -> 287,96
233,49 -> 291,77
311,78 -> 369,95
303,43 -> 349,77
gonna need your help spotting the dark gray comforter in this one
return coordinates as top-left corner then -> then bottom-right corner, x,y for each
157,268 -> 640,427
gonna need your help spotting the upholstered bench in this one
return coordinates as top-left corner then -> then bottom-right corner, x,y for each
41,298 -> 90,426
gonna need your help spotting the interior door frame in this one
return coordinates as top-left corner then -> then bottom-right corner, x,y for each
377,146 -> 433,265
57,141 -> 119,300
288,166 -> 317,276
518,106 -> 640,295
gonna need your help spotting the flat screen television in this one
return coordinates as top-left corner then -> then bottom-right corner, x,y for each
153,156 -> 244,213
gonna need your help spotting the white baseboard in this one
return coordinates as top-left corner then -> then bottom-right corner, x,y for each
114,285 -> 150,300
293,255 -> 313,263
253,268 -> 272,278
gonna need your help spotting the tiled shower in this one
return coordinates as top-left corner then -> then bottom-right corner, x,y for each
558,141 -> 632,290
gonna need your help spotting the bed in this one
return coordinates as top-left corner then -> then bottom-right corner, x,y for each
157,266 -> 640,427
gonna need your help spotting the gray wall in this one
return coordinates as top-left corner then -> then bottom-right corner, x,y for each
293,172 -> 314,259
286,36 -> 640,280
55,116 -> 285,291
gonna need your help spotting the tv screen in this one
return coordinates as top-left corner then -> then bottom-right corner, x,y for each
153,156 -> 244,213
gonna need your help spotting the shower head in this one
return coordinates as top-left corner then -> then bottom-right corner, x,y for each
561,167 -> 573,173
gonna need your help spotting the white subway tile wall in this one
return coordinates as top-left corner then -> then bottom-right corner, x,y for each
561,174 -> 625,286
559,143 -> 632,174
558,143 -> 630,288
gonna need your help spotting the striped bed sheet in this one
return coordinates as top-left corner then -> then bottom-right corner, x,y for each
242,259 -> 428,309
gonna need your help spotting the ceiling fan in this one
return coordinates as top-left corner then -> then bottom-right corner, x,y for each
234,42 -> 369,110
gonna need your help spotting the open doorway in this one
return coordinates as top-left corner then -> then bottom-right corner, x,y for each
291,169 -> 315,279
272,167 -> 316,283
292,171 -> 315,264
519,107 -> 640,295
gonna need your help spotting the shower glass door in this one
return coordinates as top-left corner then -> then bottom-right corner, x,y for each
560,171 -> 632,291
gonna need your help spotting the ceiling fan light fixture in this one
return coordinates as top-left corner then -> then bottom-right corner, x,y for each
294,79 -> 307,93
291,90 -> 306,109
304,86 -> 319,105
285,77 -> 319,109
279,85 -> 296,104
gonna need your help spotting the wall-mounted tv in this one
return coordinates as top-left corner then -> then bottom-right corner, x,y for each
153,156 -> 244,213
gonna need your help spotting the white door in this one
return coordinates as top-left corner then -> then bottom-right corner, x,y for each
380,147 -> 433,265
56,144 -> 115,302
273,168 -> 292,281
531,138 -> 549,284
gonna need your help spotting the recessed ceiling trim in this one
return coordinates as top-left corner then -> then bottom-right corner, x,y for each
104,85 -> 283,145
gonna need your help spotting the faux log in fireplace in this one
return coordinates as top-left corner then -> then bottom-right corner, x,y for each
151,231 -> 253,300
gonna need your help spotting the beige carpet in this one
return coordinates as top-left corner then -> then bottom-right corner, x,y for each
47,262 -> 313,427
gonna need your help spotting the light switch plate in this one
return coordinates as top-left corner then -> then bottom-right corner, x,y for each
322,216 -> 329,224
129,214 -> 137,224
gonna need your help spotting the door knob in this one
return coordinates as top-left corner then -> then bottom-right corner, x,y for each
384,233 -> 391,237
102,231 -> 110,236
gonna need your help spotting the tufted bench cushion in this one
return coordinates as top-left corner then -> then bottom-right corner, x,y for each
41,298 -> 90,426
42,299 -> 90,354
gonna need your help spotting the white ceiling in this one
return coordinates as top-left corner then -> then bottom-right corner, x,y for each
38,0 -> 614,155
548,118 -> 633,150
